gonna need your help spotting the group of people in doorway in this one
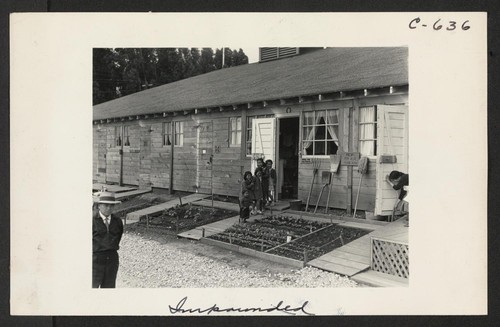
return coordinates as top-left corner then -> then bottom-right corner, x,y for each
239,158 -> 277,222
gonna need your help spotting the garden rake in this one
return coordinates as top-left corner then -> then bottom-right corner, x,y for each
305,158 -> 321,212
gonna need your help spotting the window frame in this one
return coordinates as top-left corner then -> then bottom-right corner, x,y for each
301,108 -> 340,158
162,122 -> 172,147
114,126 -> 122,147
358,106 -> 378,157
174,121 -> 184,147
123,125 -> 130,147
229,117 -> 242,147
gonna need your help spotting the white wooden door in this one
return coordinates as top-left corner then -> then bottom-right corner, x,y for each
375,105 -> 409,215
251,118 -> 276,173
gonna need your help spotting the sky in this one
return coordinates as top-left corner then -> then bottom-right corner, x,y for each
244,48 -> 259,63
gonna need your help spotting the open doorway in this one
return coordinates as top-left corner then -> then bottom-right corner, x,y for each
278,117 -> 299,200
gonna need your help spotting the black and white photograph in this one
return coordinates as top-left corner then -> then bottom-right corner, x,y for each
10,12 -> 487,316
91,46 -> 409,289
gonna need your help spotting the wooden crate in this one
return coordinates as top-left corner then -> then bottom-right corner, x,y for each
371,236 -> 409,279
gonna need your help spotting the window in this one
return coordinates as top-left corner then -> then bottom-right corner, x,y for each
174,121 -> 184,146
114,126 -> 122,147
123,126 -> 130,146
246,115 -> 274,156
302,109 -> 339,156
359,106 -> 377,156
229,117 -> 242,146
162,122 -> 171,146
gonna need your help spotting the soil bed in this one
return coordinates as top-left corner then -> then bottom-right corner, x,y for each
268,225 -> 369,261
138,203 -> 238,232
208,215 -> 369,262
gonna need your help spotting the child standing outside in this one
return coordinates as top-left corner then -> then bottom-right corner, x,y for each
239,171 -> 254,222
252,167 -> 264,215
265,159 -> 277,205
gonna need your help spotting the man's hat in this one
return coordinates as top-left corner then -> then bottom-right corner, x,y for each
95,191 -> 121,204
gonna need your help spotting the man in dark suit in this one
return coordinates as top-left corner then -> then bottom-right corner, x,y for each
92,191 -> 123,288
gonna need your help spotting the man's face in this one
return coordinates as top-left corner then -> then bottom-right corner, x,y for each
266,162 -> 272,168
257,160 -> 263,167
98,203 -> 114,217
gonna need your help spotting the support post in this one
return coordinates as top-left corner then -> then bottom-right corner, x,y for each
169,121 -> 175,194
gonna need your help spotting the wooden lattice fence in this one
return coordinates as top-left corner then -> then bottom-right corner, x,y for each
371,237 -> 409,279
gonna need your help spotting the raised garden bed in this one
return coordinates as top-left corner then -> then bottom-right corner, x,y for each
208,215 -> 369,263
268,224 -> 369,260
138,203 -> 238,232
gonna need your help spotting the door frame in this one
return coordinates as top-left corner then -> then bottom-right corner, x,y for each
276,113 -> 300,200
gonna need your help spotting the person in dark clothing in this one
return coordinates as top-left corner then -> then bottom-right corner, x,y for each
264,159 -> 277,205
387,170 -> 409,200
386,171 -> 409,223
239,171 -> 254,222
253,167 -> 264,214
92,191 -> 123,288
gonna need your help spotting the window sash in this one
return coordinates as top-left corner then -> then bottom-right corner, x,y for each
123,126 -> 130,146
162,122 -> 171,146
359,106 -> 377,156
114,126 -> 122,147
229,117 -> 241,146
302,109 -> 339,156
174,121 -> 184,146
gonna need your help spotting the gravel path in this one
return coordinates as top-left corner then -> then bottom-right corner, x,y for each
116,231 -> 359,288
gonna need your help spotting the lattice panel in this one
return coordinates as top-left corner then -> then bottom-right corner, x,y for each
371,238 -> 409,278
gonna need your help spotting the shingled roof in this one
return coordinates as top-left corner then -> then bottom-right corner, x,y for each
93,47 -> 408,121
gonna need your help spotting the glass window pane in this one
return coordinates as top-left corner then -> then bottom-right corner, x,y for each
247,117 -> 253,128
303,112 -> 314,126
360,106 -> 376,123
315,125 -> 326,141
326,141 -> 338,155
326,109 -> 339,124
315,141 -> 325,155
303,127 -> 313,141
303,142 -> 313,156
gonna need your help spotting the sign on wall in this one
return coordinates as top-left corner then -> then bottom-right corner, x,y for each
340,152 -> 360,166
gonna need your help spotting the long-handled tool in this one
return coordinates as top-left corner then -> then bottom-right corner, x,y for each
314,173 -> 331,213
305,158 -> 321,212
353,156 -> 369,218
325,154 -> 341,213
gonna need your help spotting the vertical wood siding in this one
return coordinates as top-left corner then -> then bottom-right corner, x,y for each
92,93 -> 408,214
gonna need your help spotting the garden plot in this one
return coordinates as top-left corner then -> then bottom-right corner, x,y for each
208,215 -> 369,263
138,203 -> 238,232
